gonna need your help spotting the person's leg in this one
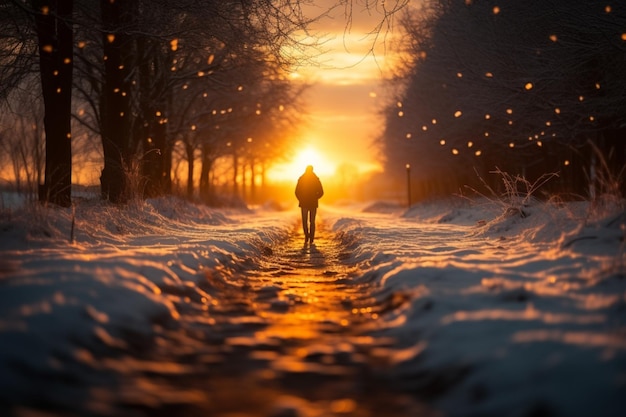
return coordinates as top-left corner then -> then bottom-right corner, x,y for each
309,208 -> 317,243
301,207 -> 309,239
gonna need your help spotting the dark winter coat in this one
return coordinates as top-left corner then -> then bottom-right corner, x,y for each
295,172 -> 324,209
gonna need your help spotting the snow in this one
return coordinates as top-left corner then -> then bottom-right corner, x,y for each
0,194 -> 624,417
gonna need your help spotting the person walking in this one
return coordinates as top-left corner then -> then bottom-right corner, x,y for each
295,165 -> 324,244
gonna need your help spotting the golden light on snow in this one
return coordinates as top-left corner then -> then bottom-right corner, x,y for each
330,398 -> 357,413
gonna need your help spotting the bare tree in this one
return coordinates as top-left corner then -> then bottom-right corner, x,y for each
1,1 -> 75,205
380,0 -> 626,200
0,88 -> 45,195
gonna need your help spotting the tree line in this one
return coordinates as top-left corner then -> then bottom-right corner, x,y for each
379,0 -> 626,202
1,0 -> 318,206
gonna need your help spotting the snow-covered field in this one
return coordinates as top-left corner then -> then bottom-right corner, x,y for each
0,195 -> 624,417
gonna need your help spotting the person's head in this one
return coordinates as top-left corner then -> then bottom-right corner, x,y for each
305,165 -> 314,173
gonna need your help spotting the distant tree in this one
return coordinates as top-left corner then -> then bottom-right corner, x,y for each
0,86 -> 45,194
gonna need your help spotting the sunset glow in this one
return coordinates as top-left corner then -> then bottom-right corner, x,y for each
268,146 -> 336,183
267,1 -> 401,186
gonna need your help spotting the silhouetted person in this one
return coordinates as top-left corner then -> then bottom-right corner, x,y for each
295,165 -> 324,244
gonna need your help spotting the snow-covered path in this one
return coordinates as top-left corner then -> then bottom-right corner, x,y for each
0,198 -> 625,417
163,218 -> 434,416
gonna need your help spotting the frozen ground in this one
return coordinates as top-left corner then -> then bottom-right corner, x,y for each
0,195 -> 625,417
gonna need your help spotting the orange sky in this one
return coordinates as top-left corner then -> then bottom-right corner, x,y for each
267,1 -> 404,182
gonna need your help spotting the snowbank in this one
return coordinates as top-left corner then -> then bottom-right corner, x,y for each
0,195 -> 624,416
329,199 -> 626,417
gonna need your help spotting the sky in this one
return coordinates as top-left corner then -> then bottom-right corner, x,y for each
267,1 -> 406,181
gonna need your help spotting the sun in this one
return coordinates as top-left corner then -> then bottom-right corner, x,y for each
293,147 -> 323,171
268,146 -> 335,183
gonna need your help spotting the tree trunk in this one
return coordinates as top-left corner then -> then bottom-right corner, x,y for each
100,0 -> 133,203
139,42 -> 173,199
34,0 -> 73,207
232,151 -> 239,197
199,145 -> 214,203
249,158 -> 256,203
186,142 -> 194,199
